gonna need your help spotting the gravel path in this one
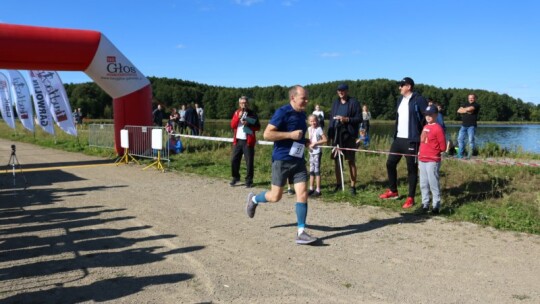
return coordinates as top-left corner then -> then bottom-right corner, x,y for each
1,138 -> 539,303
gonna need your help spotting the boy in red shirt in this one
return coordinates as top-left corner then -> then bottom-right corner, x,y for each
418,105 -> 447,214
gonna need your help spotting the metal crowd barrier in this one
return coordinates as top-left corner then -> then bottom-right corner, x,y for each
124,125 -> 170,166
88,123 -> 115,149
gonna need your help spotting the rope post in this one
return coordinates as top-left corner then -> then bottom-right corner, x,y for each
338,145 -> 345,191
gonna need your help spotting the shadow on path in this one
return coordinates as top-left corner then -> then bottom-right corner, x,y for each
1,273 -> 193,303
0,179 -> 204,303
271,213 -> 427,243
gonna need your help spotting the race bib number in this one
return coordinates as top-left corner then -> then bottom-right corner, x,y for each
289,141 -> 305,158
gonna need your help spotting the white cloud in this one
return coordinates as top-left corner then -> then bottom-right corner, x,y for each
176,44 -> 186,49
320,52 -> 341,58
234,0 -> 263,6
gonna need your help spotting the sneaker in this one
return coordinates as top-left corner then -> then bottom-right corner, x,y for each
245,182 -> 253,188
229,179 -> 238,187
295,231 -> 317,245
402,197 -> 415,209
245,192 -> 257,218
431,207 -> 440,215
379,189 -> 399,199
333,184 -> 341,193
287,189 -> 295,195
312,191 -> 322,197
416,206 -> 429,215
308,189 -> 315,196
350,187 -> 357,195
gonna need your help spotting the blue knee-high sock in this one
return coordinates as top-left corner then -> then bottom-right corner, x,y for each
254,191 -> 268,204
295,202 -> 308,228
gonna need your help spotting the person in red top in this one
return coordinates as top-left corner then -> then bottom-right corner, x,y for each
418,105 -> 447,214
230,96 -> 261,188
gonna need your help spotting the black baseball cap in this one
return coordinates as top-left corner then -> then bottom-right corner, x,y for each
425,105 -> 438,115
398,77 -> 414,87
337,83 -> 349,91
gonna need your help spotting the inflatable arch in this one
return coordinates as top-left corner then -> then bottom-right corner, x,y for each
0,23 -> 152,154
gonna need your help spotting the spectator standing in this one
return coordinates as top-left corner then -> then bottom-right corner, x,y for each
379,77 -> 428,209
169,108 -> 179,132
457,94 -> 480,159
418,105 -> 447,214
179,104 -> 187,134
312,104 -> 325,129
195,103 -> 205,135
73,108 -> 83,128
307,114 -> 327,197
328,83 -> 362,195
230,96 -> 261,188
245,85 -> 317,245
153,104 -> 164,127
361,104 -> 371,134
434,102 -> 446,133
185,103 -> 199,135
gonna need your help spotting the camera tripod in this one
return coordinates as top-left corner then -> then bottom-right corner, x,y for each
5,145 -> 27,189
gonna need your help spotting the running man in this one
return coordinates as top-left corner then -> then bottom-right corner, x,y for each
245,85 -> 317,245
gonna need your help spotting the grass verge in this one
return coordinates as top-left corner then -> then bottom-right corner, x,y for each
1,123 -> 538,234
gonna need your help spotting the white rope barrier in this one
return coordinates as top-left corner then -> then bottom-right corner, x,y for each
173,133 -> 540,168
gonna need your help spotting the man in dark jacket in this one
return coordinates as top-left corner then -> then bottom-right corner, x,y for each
184,103 -> 199,135
379,77 -> 428,209
152,104 -> 164,127
328,83 -> 362,195
230,96 -> 261,188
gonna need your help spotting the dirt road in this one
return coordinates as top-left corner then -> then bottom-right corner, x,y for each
1,139 -> 539,303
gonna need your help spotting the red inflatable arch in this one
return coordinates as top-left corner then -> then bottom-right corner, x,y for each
0,23 -> 152,154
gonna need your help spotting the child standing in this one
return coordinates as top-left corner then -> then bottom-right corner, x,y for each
307,114 -> 327,196
361,104 -> 371,134
418,105 -> 447,214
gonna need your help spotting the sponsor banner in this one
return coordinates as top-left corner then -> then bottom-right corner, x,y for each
0,72 -> 16,129
85,34 -> 150,99
7,70 -> 35,132
28,70 -> 55,135
31,71 -> 77,136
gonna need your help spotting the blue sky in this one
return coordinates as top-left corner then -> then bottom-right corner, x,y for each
2,0 -> 540,104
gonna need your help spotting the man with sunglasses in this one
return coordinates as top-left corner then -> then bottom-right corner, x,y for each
379,77 -> 428,209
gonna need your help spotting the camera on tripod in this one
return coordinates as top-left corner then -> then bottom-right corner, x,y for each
5,143 -> 27,190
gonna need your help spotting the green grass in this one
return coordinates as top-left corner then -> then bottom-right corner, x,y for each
172,132 -> 540,234
1,123 -> 115,158
2,121 -> 539,234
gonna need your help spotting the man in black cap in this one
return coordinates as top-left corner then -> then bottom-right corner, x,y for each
328,83 -> 362,195
379,77 -> 428,209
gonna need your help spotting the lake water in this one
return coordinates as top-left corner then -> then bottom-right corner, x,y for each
206,122 -> 540,154
362,123 -> 540,154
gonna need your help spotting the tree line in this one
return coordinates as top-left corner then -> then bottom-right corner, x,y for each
64,77 -> 540,122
